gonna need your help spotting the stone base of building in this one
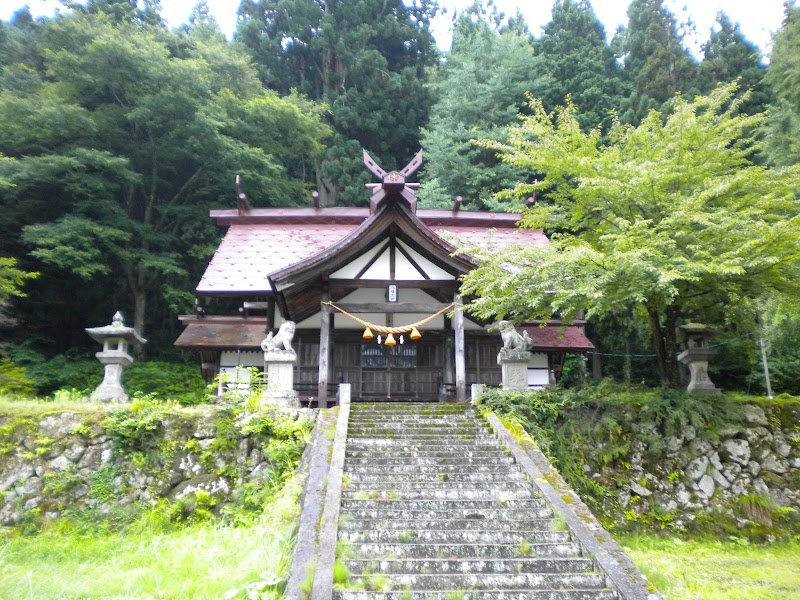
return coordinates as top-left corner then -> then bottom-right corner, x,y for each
260,390 -> 300,409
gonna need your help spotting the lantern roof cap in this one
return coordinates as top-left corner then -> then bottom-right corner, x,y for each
85,311 -> 147,345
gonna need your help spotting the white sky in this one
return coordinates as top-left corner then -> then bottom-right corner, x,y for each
0,0 -> 788,58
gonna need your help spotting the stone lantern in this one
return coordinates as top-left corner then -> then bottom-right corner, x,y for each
677,323 -> 721,395
85,311 -> 146,402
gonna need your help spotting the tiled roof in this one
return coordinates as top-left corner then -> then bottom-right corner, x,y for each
196,214 -> 548,295
197,224 -> 357,294
522,325 -> 595,352
175,318 -> 266,349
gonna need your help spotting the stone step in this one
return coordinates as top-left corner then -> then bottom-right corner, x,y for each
345,472 -> 526,485
338,529 -> 572,545
342,572 -> 606,591
334,590 -> 619,600
341,508 -> 554,521
339,518 -> 556,532
346,440 -> 504,449
342,542 -> 583,560
344,464 -> 517,475
346,450 -> 512,460
347,428 -> 497,443
342,488 -> 537,501
340,499 -> 547,511
345,480 -> 532,492
345,456 -> 517,467
346,436 -> 499,444
342,557 -> 595,575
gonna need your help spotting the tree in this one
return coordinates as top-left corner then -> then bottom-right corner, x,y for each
460,84 -> 800,388
765,2 -> 800,167
419,6 -> 544,209
236,0 -> 438,205
698,12 -> 769,116
619,0 -> 699,123
537,0 -> 628,132
0,11 -> 330,346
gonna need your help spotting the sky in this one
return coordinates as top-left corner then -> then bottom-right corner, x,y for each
0,0 -> 788,58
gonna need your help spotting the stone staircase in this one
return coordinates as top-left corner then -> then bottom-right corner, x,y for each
333,402 -> 620,600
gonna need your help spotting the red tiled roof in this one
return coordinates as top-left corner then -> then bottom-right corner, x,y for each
521,325 -> 595,352
196,211 -> 549,295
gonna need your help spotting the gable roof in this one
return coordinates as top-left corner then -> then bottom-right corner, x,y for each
196,208 -> 547,296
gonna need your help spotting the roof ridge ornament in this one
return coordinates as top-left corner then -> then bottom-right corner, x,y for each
363,149 -> 423,214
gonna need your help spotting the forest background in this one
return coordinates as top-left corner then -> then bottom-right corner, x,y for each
1,0 -> 800,397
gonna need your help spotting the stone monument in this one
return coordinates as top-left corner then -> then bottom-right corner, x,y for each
85,311 -> 146,402
496,320 -> 533,392
260,321 -> 300,408
677,323 -> 721,395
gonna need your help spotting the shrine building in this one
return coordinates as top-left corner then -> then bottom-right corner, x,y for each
175,151 -> 592,406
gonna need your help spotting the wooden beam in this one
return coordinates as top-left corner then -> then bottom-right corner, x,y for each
334,302 -> 451,314
330,280 -> 458,291
453,293 -> 466,402
318,292 -> 332,408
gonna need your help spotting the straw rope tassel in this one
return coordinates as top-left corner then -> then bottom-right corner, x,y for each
321,301 -> 461,336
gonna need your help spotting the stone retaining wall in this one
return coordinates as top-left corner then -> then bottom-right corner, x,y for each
584,403 -> 800,530
0,404 -> 314,528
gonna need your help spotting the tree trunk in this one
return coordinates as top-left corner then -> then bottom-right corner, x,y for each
648,304 -> 681,389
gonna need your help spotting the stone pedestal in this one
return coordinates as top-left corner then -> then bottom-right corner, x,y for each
93,354 -> 133,402
678,348 -> 721,395
498,349 -> 531,392
261,350 -> 300,408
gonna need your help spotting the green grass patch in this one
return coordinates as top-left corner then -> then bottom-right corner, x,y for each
0,474 -> 305,599
621,536 -> 800,599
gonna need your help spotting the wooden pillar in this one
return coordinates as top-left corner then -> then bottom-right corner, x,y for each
318,291 -> 332,408
453,293 -> 466,402
443,315 -> 454,385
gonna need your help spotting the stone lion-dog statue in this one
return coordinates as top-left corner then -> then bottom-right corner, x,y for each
497,320 -> 533,351
261,321 -> 296,353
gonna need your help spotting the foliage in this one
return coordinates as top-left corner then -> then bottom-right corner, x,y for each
0,8 -> 330,349
465,84 -> 800,388
0,474 -> 304,600
419,5 -> 543,209
122,360 -> 206,406
765,2 -> 800,167
536,0 -> 629,133
236,0 -> 437,206
618,0 -> 699,123
622,536 -> 800,599
0,358 -> 34,396
0,256 -> 37,302
7,345 -> 101,396
698,12 -> 769,116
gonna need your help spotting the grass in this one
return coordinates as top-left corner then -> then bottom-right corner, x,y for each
0,475 -> 304,599
621,535 -> 800,599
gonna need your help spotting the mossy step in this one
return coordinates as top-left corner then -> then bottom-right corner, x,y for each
338,518 -> 557,532
344,481 -> 533,493
338,529 -> 572,545
340,499 -> 547,511
344,464 -> 517,475
346,435 -> 497,443
340,541 -> 582,560
345,460 -> 516,470
341,557 -> 595,575
341,507 -> 554,521
344,472 -> 526,484
334,589 -> 618,600
346,450 -> 512,459
342,572 -> 606,591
